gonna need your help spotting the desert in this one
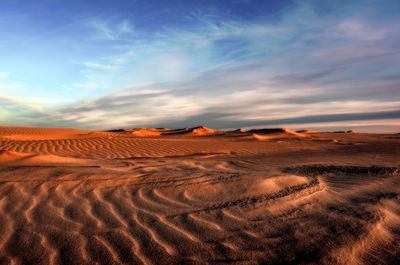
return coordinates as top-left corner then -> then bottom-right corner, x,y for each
0,126 -> 398,264
2,0 -> 400,264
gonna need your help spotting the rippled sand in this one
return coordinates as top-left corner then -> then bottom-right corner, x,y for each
0,126 -> 399,264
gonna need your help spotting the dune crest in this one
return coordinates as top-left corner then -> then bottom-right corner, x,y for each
108,126 -> 218,137
0,150 -> 33,162
0,149 -> 91,164
249,128 -> 305,137
129,128 -> 163,137
231,128 -> 307,141
189,126 -> 216,136
296,129 -> 316,133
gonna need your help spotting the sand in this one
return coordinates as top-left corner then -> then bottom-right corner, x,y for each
0,126 -> 399,264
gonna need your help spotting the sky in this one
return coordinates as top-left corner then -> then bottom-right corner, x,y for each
0,0 -> 399,132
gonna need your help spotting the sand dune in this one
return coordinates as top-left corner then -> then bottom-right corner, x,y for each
0,126 -> 399,264
127,128 -> 163,137
0,150 -> 92,165
107,126 -> 218,137
249,128 -> 305,138
0,126 -> 95,140
188,126 -> 216,136
228,128 -> 306,141
296,129 -> 316,133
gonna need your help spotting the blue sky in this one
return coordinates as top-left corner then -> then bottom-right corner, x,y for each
0,0 -> 399,132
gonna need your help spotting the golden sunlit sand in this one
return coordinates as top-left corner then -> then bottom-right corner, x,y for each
0,126 -> 399,264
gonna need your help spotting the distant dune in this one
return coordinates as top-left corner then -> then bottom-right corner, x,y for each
107,126 -> 218,137
296,129 -> 316,133
0,126 -> 399,264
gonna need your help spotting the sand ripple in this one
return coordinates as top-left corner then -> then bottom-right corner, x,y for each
0,127 -> 399,264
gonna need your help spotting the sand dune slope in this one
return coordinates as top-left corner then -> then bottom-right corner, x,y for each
0,126 -> 399,264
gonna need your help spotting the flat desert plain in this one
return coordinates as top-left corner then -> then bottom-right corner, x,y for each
0,126 -> 399,265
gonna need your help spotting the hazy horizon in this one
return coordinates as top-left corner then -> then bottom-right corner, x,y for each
1,0 -> 399,132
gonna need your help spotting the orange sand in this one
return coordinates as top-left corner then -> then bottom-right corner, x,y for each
0,126 -> 399,264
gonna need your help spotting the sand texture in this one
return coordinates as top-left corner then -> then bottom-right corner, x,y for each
0,126 -> 399,264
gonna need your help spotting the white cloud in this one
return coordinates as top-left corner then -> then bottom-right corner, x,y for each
88,20 -> 115,40
0,72 -> 10,80
337,20 -> 386,41
218,100 -> 400,122
117,20 -> 134,34
88,19 -> 134,40
84,62 -> 116,70
112,88 -> 169,97
249,118 -> 400,133
0,94 -> 44,113
72,82 -> 99,90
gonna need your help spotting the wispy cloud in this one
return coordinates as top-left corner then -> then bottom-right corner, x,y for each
72,82 -> 99,90
0,94 -> 53,127
0,72 -> 10,79
87,19 -> 134,40
243,118 -> 400,133
84,62 -> 116,70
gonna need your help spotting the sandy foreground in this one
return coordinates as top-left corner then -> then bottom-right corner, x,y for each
0,126 -> 399,265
